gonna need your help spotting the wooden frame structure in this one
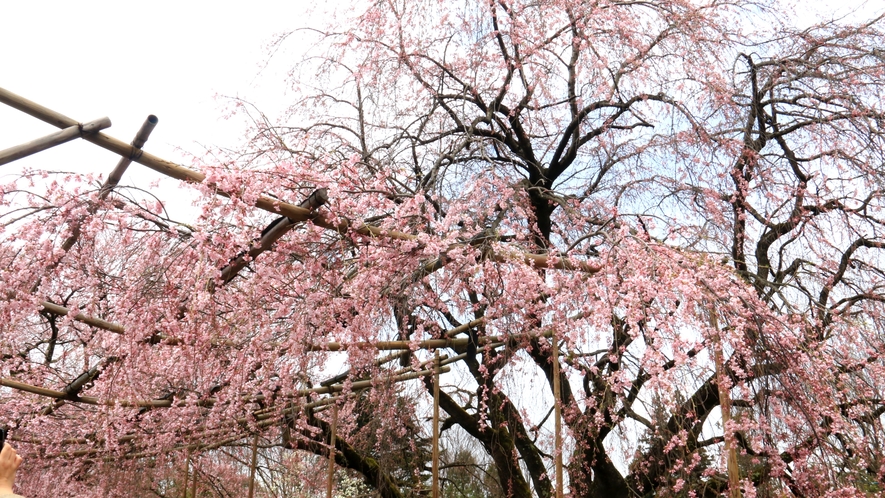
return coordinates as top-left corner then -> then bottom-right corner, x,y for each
0,86 -> 571,497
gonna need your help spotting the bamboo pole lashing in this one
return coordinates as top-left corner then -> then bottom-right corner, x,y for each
40,360 -> 108,416
0,117 -> 111,166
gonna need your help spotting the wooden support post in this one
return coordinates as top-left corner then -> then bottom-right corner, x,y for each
247,435 -> 258,498
709,310 -> 741,498
432,350 -> 441,498
0,117 -> 111,166
326,404 -> 338,498
552,332 -> 563,498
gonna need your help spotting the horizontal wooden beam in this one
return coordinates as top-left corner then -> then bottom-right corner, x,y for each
38,300 -> 125,334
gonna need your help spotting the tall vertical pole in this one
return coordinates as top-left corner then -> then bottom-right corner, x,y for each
552,332 -> 563,498
189,456 -> 198,498
710,309 -> 741,498
248,435 -> 259,498
181,452 -> 190,498
326,404 -> 338,498
432,350 -> 441,498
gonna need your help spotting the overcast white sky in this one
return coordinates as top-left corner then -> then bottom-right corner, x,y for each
0,0 -> 879,212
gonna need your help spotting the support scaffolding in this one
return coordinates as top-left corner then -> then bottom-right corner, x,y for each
0,85 -> 577,495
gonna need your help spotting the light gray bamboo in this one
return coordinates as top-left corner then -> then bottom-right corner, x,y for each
0,117 -> 111,166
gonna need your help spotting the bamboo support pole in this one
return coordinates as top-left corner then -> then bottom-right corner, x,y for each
100,114 -> 158,198
432,350 -> 441,498
181,451 -> 190,498
189,458 -> 198,498
215,188 -> 328,288
0,330 -> 522,410
247,434 -> 258,498
326,404 -> 337,498
319,318 -> 483,386
30,115 -> 159,295
43,363 -> 455,460
40,362 -> 454,461
0,117 -> 111,166
0,309 -> 525,411
552,333 -> 564,498
309,337 -> 469,352
0,85 -> 603,273
38,300 -> 125,334
21,303 -> 512,360
709,310 -> 741,498
22,303 -> 516,354
0,86 -> 208,184
2,364 -> 451,416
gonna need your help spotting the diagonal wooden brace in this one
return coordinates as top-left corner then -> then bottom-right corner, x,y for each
216,188 -> 329,287
0,117 -> 111,166
99,114 -> 158,198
